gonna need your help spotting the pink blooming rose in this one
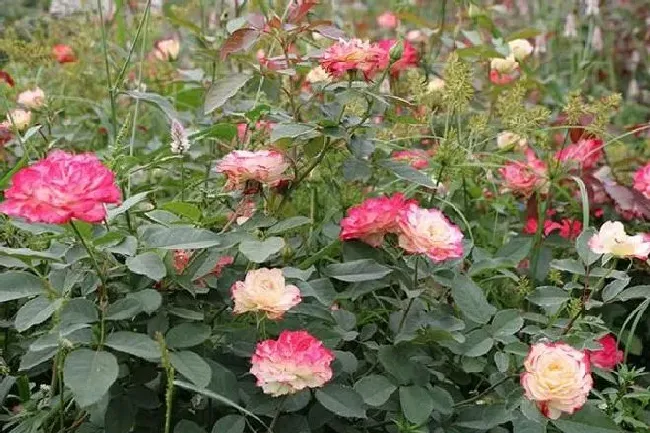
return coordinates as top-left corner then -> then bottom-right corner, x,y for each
231,268 -> 301,320
521,342 -> 592,419
391,149 -> 430,169
377,12 -> 400,29
499,148 -> 548,197
633,162 -> 650,199
250,330 -> 334,396
340,193 -> 414,247
320,39 -> 389,80
216,150 -> 291,191
555,138 -> 603,171
588,221 -> 650,259
0,150 -> 120,224
397,203 -> 464,262
588,335 -> 623,370
378,39 -> 419,76
173,250 -> 192,274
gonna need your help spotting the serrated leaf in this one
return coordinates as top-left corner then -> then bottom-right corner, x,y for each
238,237 -> 285,263
551,404 -> 619,433
267,216 -> 311,235
63,349 -> 118,407
324,259 -> 392,282
315,384 -> 366,418
0,271 -> 43,302
170,351 -> 211,388
126,252 -> 167,281
399,385 -> 434,425
166,323 -> 211,349
204,74 -> 252,114
107,191 -> 152,222
270,123 -> 317,143
353,375 -> 396,407
451,275 -> 496,324
142,226 -> 221,249
105,331 -> 160,360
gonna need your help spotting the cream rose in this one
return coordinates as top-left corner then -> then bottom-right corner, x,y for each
17,87 -> 45,109
490,55 -> 519,74
6,109 -> 32,131
231,268 -> 301,319
306,66 -> 332,84
588,221 -> 650,259
521,342 -> 592,419
508,39 -> 534,61
497,131 -> 527,150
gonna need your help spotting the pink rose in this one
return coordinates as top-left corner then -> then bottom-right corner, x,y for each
153,38 -> 180,61
391,149 -> 430,169
555,138 -> 603,171
521,342 -> 592,419
0,150 -> 121,224
52,44 -> 76,64
320,39 -> 389,81
499,148 -> 548,197
377,39 -> 419,76
377,12 -> 400,29
251,330 -> 334,396
216,150 -> 291,191
212,255 -> 234,277
633,162 -> 650,199
588,335 -> 623,370
397,203 -> 464,262
340,193 -> 414,247
173,250 -> 192,274
17,87 -> 45,110
231,268 -> 301,320
588,221 -> 650,259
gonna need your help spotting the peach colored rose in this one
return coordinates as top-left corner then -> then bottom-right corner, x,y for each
231,268 -> 301,319
521,342 -> 592,419
154,38 -> 180,61
555,138 -> 603,171
497,131 -> 527,150
490,55 -> 519,85
5,109 -> 31,131
499,148 -> 548,197
250,330 -> 334,396
508,39 -> 534,61
377,12 -> 399,29
320,39 -> 389,81
17,87 -> 45,109
397,203 -> 464,262
588,221 -> 650,259
216,150 -> 291,191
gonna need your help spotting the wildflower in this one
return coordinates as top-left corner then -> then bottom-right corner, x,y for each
320,39 -> 389,80
52,44 -> 76,63
521,342 -> 592,419
588,221 -> 650,259
232,268 -> 301,319
563,13 -> 578,38
154,38 -> 180,61
340,193 -> 414,247
170,119 -> 189,154
508,39 -> 534,61
587,335 -> 623,370
216,150 -> 292,191
377,12 -> 399,29
397,203 -> 464,262
173,250 -> 192,274
251,330 -> 334,396
0,150 -> 121,224
17,87 -> 45,109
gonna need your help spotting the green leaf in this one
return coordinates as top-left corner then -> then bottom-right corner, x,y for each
315,384 -> 366,418
399,385 -> 434,425
527,286 -> 569,313
160,202 -> 202,221
451,275 -> 496,324
616,285 -> 650,301
491,309 -> 524,337
169,352 -> 212,388
513,414 -> 546,433
174,420 -> 205,433
204,74 -> 252,114
0,272 -> 43,302
353,375 -> 396,407
107,191 -> 152,221
167,323 -> 211,349
430,386 -> 454,415
324,259 -> 392,282
127,289 -> 162,314
459,329 -> 494,357
507,28 -> 542,41
60,299 -> 99,326
296,279 -> 337,306
105,332 -> 160,360
105,395 -> 136,433
238,237 -> 285,263
602,278 -> 630,302
378,160 -> 436,188
126,252 -> 167,281
15,297 -> 62,332
142,226 -> 221,249
105,298 -> 142,320
550,259 -> 585,275
173,380 -> 262,423
267,216 -> 311,235
0,246 -> 63,261
0,154 -> 28,190
19,347 -> 58,371
63,349 -> 119,407
124,91 -> 178,119
495,352 -> 510,373
551,404 -> 619,433
454,404 -> 513,429
377,345 -> 427,385
270,123 -> 318,143
496,237 -> 532,263
211,415 -> 245,433
190,123 -> 238,141
576,229 -> 600,266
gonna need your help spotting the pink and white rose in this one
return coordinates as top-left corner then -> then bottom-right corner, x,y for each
231,268 -> 301,320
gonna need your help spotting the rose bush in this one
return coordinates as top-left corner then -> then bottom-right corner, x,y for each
1,1 -> 650,433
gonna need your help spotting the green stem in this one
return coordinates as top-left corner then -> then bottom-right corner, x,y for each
97,0 -> 118,140
180,156 -> 185,202
268,395 -> 287,433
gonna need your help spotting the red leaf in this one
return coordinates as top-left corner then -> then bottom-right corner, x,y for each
0,71 -> 14,87
593,168 -> 650,219
310,22 -> 346,40
220,28 -> 261,60
287,0 -> 319,24
247,13 -> 266,30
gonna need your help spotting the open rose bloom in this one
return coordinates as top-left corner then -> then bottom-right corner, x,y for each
0,150 -> 121,224
499,148 -> 548,197
521,342 -> 592,419
377,39 -> 419,76
154,38 -> 180,61
231,268 -> 301,319
588,221 -> 650,259
320,39 -> 389,80
250,330 -> 334,396
555,138 -> 603,171
490,55 -> 519,84
588,335 -> 624,370
17,87 -> 45,110
52,44 -> 76,63
216,150 -> 292,191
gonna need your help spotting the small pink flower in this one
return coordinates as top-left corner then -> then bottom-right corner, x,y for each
499,148 -> 548,197
0,150 -> 121,224
633,162 -> 650,199
250,330 -> 334,396
231,268 -> 301,320
391,149 -> 430,169
212,255 -> 234,277
237,123 -> 249,142
397,203 -> 464,262
17,87 -> 45,109
377,12 -> 400,29
216,150 -> 292,191
554,219 -> 582,239
320,39 -> 389,81
173,250 -> 192,274
521,342 -> 592,419
377,39 -> 419,76
52,44 -> 76,64
154,38 -> 180,61
340,193 -> 414,247
588,335 -> 623,370
490,56 -> 519,85
555,138 -> 603,171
